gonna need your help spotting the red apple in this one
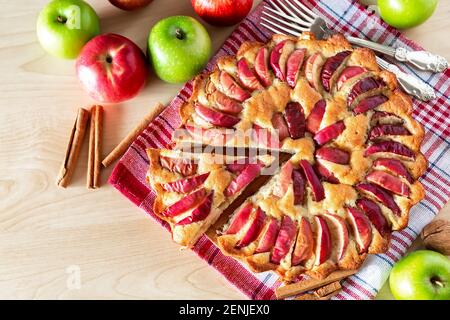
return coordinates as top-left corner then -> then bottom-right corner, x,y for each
191,0 -> 254,26
291,217 -> 314,266
76,33 -> 147,103
225,203 -> 253,235
271,215 -> 297,264
109,0 -> 152,11
236,207 -> 266,248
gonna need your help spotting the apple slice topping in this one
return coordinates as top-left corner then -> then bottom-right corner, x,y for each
271,112 -> 290,142
321,51 -> 351,92
306,99 -> 326,134
347,207 -> 373,253
162,172 -> 210,193
313,120 -> 346,145
161,188 -> 207,218
314,162 -> 340,184
209,90 -> 243,114
237,58 -> 263,92
184,125 -> 233,145
195,103 -> 240,128
286,49 -> 306,87
176,192 -> 213,225
270,40 -> 294,81
271,215 -> 297,264
373,158 -> 413,184
356,198 -> 390,237
353,95 -> 388,115
225,203 -> 254,235
314,215 -> 332,265
305,52 -> 325,90
356,183 -> 401,216
323,213 -> 349,261
347,77 -> 382,107
236,207 -> 266,248
291,217 -> 314,266
253,124 -> 280,149
316,146 -> 350,165
366,170 -> 411,197
224,163 -> 263,197
364,141 -> 415,160
336,66 -> 366,90
369,124 -> 410,139
255,218 -> 280,253
254,47 -> 271,87
219,72 -> 251,102
300,160 -> 325,202
160,156 -> 198,176
273,161 -> 293,198
371,111 -> 403,126
285,102 -> 306,139
226,158 -> 254,174
292,169 -> 306,205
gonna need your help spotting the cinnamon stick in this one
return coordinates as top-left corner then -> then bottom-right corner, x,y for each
87,105 -> 103,189
314,280 -> 342,298
276,269 -> 356,299
102,102 -> 165,168
56,108 -> 90,188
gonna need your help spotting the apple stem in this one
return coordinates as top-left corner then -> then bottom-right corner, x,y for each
57,16 -> 67,24
175,28 -> 185,40
431,276 -> 444,289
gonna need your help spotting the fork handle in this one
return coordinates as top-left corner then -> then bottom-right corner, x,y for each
348,36 -> 448,73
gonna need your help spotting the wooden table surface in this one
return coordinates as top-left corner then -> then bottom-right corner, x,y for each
1,0 -> 449,300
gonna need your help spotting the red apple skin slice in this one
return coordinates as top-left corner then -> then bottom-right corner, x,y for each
236,207 -> 266,248
237,58 -> 263,92
356,183 -> 401,216
336,66 -> 366,90
273,161 -> 293,198
254,47 -> 271,87
321,51 -> 351,92
316,146 -> 350,165
353,95 -> 388,115
347,77 -> 382,107
291,217 -> 314,266
369,124 -> 410,139
271,215 -> 297,264
184,125 -> 233,145
225,203 -> 254,235
306,99 -> 326,134
161,188 -> 207,218
176,192 -> 213,225
271,112 -> 290,142
285,102 -> 306,139
219,72 -> 251,102
366,170 -> 411,197
209,90 -> 243,114
364,141 -> 415,159
315,162 -> 340,184
347,207 -> 373,254
253,124 -> 280,149
323,213 -> 349,261
255,218 -> 280,253
292,169 -> 306,205
373,158 -> 413,184
225,158 -> 256,174
195,103 -> 240,128
224,163 -> 263,197
162,173 -> 210,194
356,198 -> 390,237
313,120 -> 346,145
286,49 -> 306,87
300,160 -> 325,201
305,52 -> 325,90
314,215 -> 332,265
270,40 -> 294,81
160,156 -> 198,176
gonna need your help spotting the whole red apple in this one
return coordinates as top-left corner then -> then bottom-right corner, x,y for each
191,0 -> 253,26
76,33 -> 147,103
108,0 -> 153,11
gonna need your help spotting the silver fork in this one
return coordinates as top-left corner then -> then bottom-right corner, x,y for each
260,0 -> 437,101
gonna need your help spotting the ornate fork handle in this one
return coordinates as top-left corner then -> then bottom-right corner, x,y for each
376,57 -> 436,101
348,36 -> 448,73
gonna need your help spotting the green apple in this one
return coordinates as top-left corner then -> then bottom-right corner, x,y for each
37,0 -> 100,59
378,0 -> 438,29
148,16 -> 212,83
389,250 -> 450,300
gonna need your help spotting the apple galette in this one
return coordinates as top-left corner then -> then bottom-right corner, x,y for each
146,32 -> 427,280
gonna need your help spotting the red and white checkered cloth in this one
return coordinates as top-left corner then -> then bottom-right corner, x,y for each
109,0 -> 450,300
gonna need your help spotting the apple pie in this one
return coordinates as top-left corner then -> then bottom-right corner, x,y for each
146,32 -> 427,280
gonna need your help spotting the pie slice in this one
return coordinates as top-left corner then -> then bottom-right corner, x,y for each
146,148 -> 276,247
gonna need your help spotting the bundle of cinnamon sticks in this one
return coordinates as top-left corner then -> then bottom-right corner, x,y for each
56,102 -> 165,189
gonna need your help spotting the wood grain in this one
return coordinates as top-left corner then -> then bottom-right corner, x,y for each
0,0 -> 448,299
